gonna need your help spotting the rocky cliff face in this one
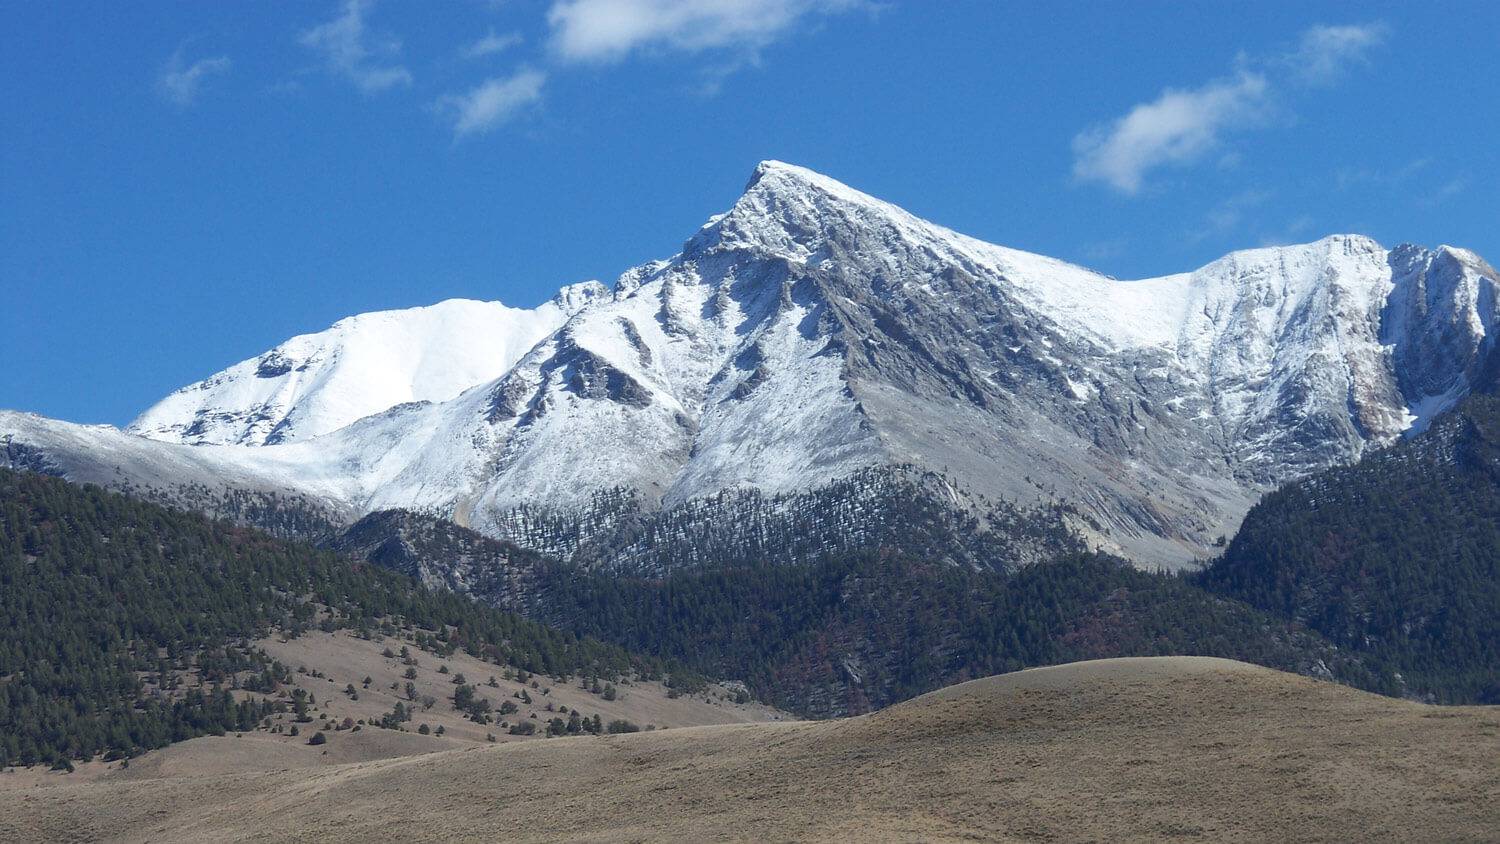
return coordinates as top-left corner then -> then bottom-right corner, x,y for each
4,162 -> 1497,568
1383,244 -> 1500,429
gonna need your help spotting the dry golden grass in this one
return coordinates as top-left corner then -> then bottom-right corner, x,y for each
250,629 -> 788,744
4,657 -> 1497,842
0,629 -> 788,790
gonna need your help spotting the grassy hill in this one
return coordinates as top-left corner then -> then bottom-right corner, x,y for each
4,657 -> 1496,842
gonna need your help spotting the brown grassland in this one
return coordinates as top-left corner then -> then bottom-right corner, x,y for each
2,656 -> 1496,842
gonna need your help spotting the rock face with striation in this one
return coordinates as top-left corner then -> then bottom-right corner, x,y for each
4,161 -> 1498,568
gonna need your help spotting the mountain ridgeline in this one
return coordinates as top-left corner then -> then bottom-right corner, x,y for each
4,162 -> 1499,570
2,161 -> 1499,733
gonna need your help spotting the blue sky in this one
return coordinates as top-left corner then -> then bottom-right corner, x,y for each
3,0 -> 1497,426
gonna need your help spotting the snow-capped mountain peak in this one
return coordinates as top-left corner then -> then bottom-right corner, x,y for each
9,162 -> 1500,568
128,287 -> 603,447
550,279 -> 611,312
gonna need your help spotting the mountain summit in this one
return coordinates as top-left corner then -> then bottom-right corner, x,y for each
4,162 -> 1498,566
128,282 -> 607,446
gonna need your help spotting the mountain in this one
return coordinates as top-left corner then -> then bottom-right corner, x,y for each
4,161 -> 1498,568
504,550 -> 1370,717
129,284 -> 606,446
1201,392 -> 1500,703
0,468 -> 709,767
323,507 -> 1367,716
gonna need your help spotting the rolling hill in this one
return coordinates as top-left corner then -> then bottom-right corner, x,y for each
4,657 -> 1495,842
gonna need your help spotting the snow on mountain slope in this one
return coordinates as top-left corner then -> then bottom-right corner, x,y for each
128,283 -> 606,446
6,161 -> 1500,568
1383,244 -> 1500,431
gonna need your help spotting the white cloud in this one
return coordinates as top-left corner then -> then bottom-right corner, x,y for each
546,0 -> 859,63
1072,73 -> 1269,194
436,68 -> 546,137
1073,21 -> 1388,195
1285,23 -> 1388,86
300,0 -> 413,94
463,30 -> 524,60
157,51 -> 231,107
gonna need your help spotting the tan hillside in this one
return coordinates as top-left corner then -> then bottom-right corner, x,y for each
4,657 -> 1497,842
0,628 -> 788,789
250,628 -> 789,744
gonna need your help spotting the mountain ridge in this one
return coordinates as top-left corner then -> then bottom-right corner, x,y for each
4,161 -> 1498,567
128,282 -> 608,446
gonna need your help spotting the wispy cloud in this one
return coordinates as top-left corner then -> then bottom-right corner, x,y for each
546,0 -> 861,64
435,68 -> 546,138
1335,157 -> 1431,191
1073,73 -> 1269,195
1073,21 -> 1388,195
1079,238 -> 1129,264
1257,215 -> 1317,247
1418,177 -> 1468,209
1283,23 -> 1388,86
300,0 -> 412,94
463,30 -> 523,60
157,50 -> 231,107
1195,189 -> 1274,240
